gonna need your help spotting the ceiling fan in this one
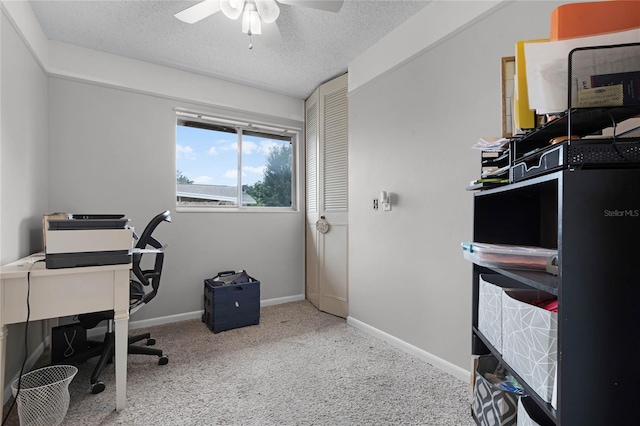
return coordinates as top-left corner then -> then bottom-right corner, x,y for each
174,0 -> 344,48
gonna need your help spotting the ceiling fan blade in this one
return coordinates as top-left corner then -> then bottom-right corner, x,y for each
175,0 -> 222,24
276,0 -> 344,13
261,20 -> 283,47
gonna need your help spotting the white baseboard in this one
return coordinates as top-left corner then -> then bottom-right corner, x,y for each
126,293 -> 305,330
346,315 -> 471,384
127,310 -> 203,331
259,294 -> 305,307
86,294 -> 305,336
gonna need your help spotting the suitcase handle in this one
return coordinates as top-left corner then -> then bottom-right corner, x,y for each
217,270 -> 237,277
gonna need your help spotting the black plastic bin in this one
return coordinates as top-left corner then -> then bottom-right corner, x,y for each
202,271 -> 260,333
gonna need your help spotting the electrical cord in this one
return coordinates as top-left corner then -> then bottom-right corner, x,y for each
607,109 -> 617,142
2,261 -> 37,426
604,109 -> 637,163
606,110 -> 626,161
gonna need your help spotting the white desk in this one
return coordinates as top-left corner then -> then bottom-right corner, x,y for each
0,254 -> 130,411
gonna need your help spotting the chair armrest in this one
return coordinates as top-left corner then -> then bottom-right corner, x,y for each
130,244 -> 168,255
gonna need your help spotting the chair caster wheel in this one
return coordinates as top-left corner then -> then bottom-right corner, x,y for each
91,381 -> 106,394
146,338 -> 156,346
158,355 -> 169,365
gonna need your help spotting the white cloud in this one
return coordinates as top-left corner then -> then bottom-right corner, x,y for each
218,139 -> 286,156
176,144 -> 196,160
259,140 -> 279,154
220,141 -> 237,151
244,165 -> 266,175
193,175 -> 214,184
242,141 -> 258,155
208,146 -> 217,155
223,170 -> 237,179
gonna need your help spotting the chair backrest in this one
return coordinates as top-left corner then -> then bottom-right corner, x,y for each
131,210 -> 171,307
135,210 -> 171,250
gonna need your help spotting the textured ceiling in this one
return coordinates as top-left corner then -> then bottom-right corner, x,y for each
28,0 -> 430,99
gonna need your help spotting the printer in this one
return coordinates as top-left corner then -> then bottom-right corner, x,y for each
43,213 -> 133,269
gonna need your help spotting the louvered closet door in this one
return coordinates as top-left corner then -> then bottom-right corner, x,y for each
305,88 -> 320,309
305,73 -> 348,318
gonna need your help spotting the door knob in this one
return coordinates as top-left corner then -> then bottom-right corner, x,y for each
316,218 -> 330,234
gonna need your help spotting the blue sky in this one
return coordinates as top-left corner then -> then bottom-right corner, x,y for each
176,126 -> 284,186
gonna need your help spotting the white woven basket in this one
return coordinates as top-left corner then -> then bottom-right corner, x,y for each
11,365 -> 78,426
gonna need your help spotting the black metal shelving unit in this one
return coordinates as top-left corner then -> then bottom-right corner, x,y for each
471,168 -> 640,425
469,42 -> 640,425
472,43 -> 640,426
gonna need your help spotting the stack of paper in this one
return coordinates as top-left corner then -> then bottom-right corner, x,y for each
472,137 -> 510,152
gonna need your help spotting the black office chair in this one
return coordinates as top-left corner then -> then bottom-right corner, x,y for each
63,210 -> 171,394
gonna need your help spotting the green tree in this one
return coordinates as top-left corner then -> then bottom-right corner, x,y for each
246,181 -> 267,206
246,144 -> 291,207
177,169 -> 193,184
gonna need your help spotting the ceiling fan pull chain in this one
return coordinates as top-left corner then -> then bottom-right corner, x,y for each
248,29 -> 253,50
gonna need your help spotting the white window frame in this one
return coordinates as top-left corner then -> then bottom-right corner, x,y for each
175,109 -> 301,213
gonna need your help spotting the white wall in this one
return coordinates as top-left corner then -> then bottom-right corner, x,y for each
348,0 -> 567,374
349,0 -> 507,95
47,41 -> 303,123
0,8 -> 50,393
0,12 -> 48,263
47,77 -> 306,321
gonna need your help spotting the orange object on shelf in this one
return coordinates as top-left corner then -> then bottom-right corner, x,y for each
550,0 -> 640,40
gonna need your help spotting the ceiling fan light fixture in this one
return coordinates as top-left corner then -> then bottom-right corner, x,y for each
242,7 -> 262,35
255,0 -> 280,23
176,0 -> 348,48
220,0 -> 245,20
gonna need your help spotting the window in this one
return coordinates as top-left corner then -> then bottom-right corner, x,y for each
176,112 -> 296,210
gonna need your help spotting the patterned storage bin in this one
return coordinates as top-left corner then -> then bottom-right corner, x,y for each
479,275 -> 505,353
502,290 -> 558,404
472,355 -> 519,426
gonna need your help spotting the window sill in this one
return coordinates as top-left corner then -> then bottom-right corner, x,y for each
176,205 -> 298,213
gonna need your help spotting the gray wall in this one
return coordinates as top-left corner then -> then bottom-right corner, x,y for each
1,10 -> 50,390
47,78 -> 305,322
348,1 -> 564,371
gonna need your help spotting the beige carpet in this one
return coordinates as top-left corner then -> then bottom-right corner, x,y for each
3,300 -> 474,425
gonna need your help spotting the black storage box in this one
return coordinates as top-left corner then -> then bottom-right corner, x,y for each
202,271 -> 260,333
